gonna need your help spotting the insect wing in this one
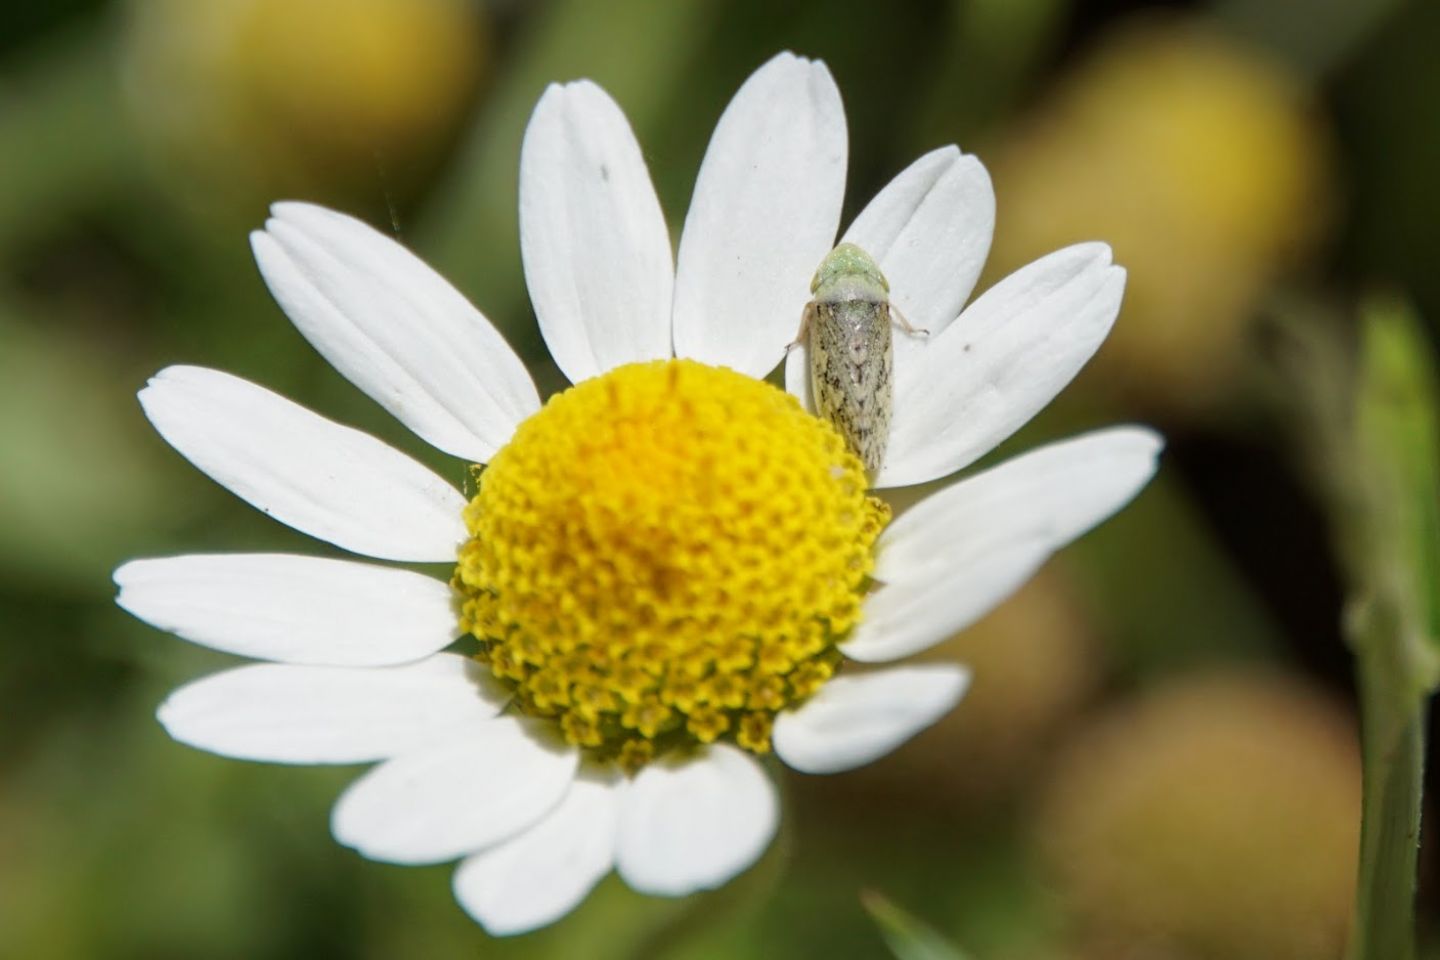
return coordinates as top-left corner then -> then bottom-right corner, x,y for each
809,299 -> 892,475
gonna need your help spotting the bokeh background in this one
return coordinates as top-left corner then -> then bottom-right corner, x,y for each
1,0 -> 1437,957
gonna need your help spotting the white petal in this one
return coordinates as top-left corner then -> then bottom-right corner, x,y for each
773,664 -> 971,774
453,770 -> 621,936
332,716 -> 578,865
785,147 -> 995,411
252,203 -> 538,463
156,654 -> 506,764
672,52 -> 847,379
876,243 -> 1126,489
519,81 -> 674,384
615,744 -> 777,897
139,366 -> 467,562
114,554 -> 457,666
855,536 -> 1055,664
843,147 -> 994,335
845,427 -> 1162,662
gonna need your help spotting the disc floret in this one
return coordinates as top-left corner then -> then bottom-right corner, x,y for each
453,360 -> 887,770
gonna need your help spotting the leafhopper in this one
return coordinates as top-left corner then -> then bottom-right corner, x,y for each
791,243 -> 924,477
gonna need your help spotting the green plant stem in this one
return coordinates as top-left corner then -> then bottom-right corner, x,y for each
1349,643 -> 1427,960
1343,299 -> 1440,960
1270,300 -> 1438,960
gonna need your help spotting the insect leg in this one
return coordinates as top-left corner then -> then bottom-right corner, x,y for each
786,301 -> 818,353
890,304 -> 929,338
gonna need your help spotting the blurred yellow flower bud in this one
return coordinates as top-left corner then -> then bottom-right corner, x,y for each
1035,670 -> 1359,960
122,0 -> 486,217
988,18 -> 1332,412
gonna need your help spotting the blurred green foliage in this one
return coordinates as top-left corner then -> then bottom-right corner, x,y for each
1,0 -> 1437,957
864,891 -> 973,960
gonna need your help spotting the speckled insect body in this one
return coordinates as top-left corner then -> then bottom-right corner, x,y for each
797,243 -> 913,477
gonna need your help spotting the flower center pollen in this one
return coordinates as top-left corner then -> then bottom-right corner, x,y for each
453,360 -> 888,771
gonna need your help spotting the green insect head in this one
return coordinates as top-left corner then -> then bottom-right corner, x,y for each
810,242 -> 889,301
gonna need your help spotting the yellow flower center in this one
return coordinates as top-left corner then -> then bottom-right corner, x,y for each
453,359 -> 888,770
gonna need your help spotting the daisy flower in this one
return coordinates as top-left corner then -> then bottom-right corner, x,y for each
115,52 -> 1160,935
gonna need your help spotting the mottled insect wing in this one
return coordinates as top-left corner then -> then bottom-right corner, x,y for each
809,299 -> 893,476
